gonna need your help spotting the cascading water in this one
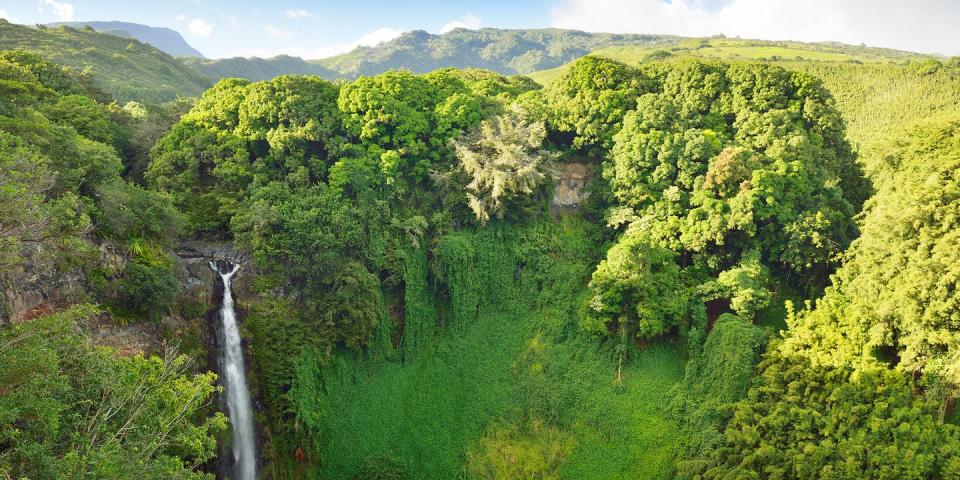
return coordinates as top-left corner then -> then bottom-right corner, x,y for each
211,261 -> 256,480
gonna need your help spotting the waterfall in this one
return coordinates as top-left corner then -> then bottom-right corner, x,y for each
211,261 -> 256,480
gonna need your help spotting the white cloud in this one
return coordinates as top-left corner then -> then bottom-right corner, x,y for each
265,24 -> 294,40
188,18 -> 214,37
440,13 -> 482,34
225,27 -> 403,59
548,0 -> 960,56
225,15 -> 240,30
174,14 -> 186,21
37,0 -> 74,22
284,9 -> 312,19
0,9 -> 14,22
355,27 -> 404,47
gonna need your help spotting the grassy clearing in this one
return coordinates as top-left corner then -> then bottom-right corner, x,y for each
318,307 -> 532,479
315,305 -> 685,480
310,217 -> 686,479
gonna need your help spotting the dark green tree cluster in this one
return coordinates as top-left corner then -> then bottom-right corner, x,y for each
537,57 -> 868,344
694,115 -> 960,480
701,352 -> 960,479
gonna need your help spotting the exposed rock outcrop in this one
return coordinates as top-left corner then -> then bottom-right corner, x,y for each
552,162 -> 592,210
2,240 -> 251,332
174,240 -> 252,307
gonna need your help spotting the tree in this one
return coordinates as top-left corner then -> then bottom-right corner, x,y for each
596,60 -> 861,311
0,306 -> 225,479
146,121 -> 249,235
451,107 -> 557,223
702,352 -> 960,480
40,93 -> 117,145
583,231 -> 691,341
780,115 -> 960,401
543,56 -> 650,152
236,75 -> 343,185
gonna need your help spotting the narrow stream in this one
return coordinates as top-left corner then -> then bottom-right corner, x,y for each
211,261 -> 256,480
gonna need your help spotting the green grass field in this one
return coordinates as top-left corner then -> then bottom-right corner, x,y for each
526,37 -> 935,86
316,303 -> 685,479
309,217 -> 686,479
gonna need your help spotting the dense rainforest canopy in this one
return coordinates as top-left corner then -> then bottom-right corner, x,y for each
3,28 -> 960,480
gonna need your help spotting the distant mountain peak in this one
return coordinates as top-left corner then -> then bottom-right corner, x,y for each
45,21 -> 204,58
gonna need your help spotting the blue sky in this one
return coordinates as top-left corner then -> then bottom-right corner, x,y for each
0,0 -> 551,58
1,0 -> 958,58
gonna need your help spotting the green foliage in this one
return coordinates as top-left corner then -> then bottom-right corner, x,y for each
337,70 -> 491,185
466,418 -> 574,480
236,74 -> 343,183
433,228 -> 519,327
299,219 -> 686,479
246,298 -> 303,407
0,52 -> 180,287
451,107 -> 557,223
119,98 -> 194,182
400,246 -> 437,359
316,28 -> 677,77
698,251 -> 772,318
146,120 -> 250,235
40,93 -> 118,145
702,353 -> 960,479
670,314 -> 766,476
350,454 -> 413,480
0,305 -> 225,479
118,254 -> 178,322
232,181 -> 359,291
0,21 -> 210,103
584,232 -> 690,341
605,60 -> 860,281
92,178 -> 184,244
780,116 -> 960,389
543,56 -> 650,151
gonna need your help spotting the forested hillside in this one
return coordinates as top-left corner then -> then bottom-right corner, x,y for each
4,14 -> 960,480
526,36 -> 936,83
314,28 -> 678,76
182,55 -> 339,82
0,51 -> 221,478
0,20 -> 210,102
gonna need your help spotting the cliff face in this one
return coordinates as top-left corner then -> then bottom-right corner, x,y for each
2,241 -> 252,357
174,240 -> 252,307
1,253 -> 89,325
552,162 -> 592,210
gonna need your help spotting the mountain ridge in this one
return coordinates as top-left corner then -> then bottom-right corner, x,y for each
0,20 -> 210,103
46,21 -> 205,58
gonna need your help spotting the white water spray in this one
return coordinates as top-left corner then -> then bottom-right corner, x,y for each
211,261 -> 256,480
